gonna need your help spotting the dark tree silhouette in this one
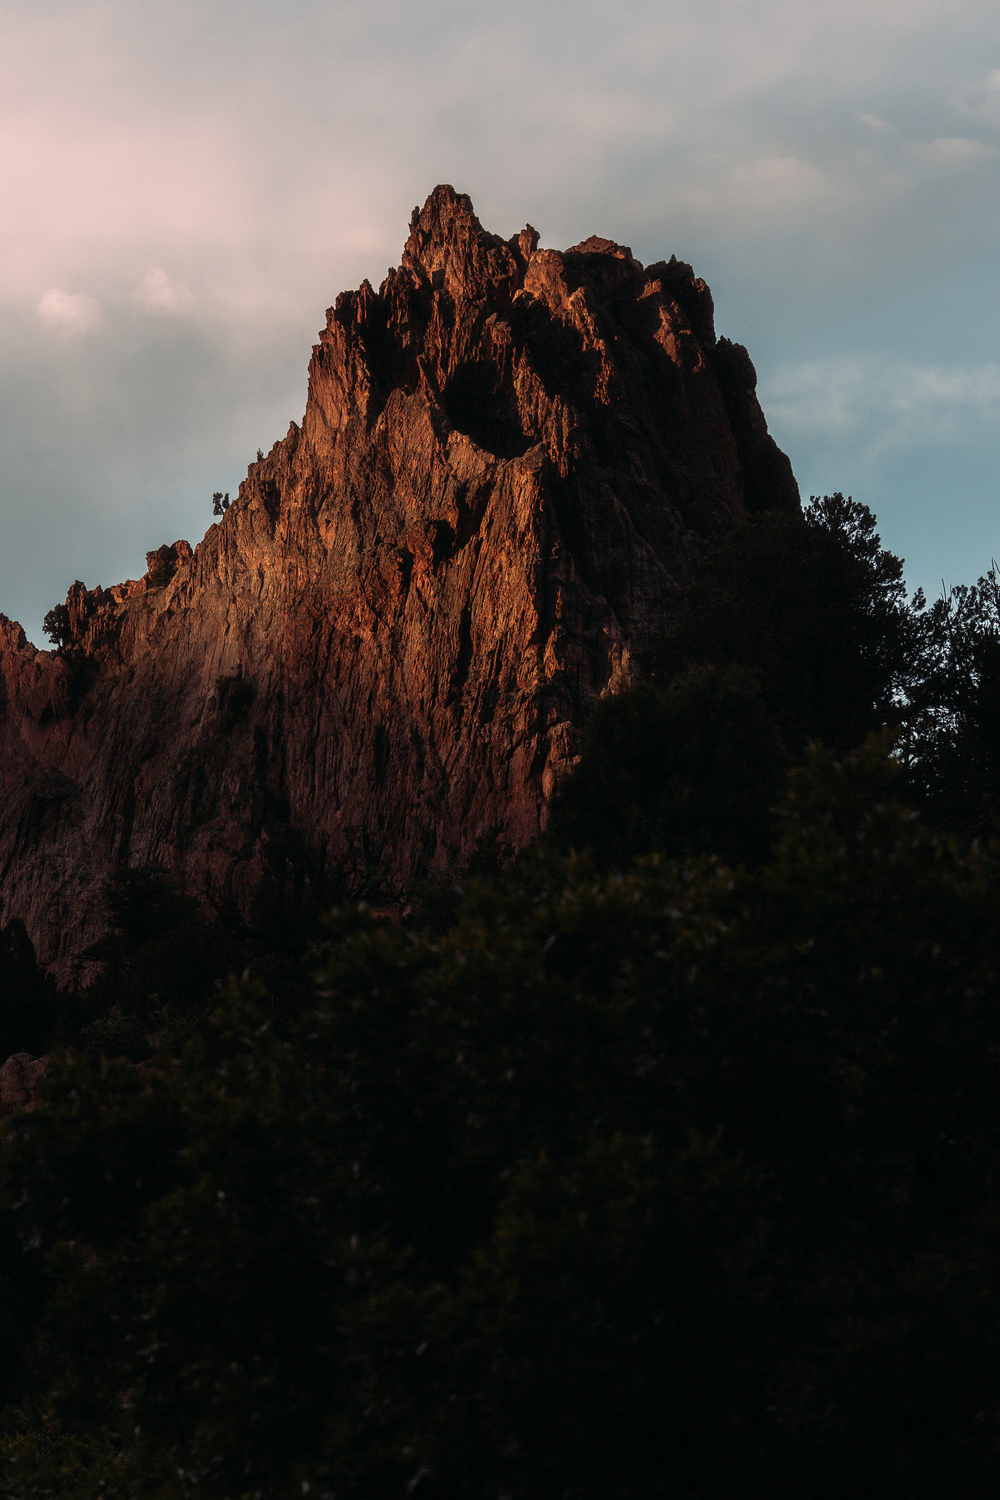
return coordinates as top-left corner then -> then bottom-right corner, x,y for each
41,603 -> 70,649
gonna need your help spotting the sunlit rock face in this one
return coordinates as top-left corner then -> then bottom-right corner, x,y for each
0,186 -> 799,978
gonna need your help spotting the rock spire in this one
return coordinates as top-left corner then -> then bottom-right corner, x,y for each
0,186 -> 798,976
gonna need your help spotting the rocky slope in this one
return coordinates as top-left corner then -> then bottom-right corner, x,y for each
0,186 -> 798,979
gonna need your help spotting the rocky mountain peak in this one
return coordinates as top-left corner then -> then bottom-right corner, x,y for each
0,188 -> 799,978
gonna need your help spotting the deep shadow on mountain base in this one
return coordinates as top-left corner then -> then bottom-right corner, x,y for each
2,497 -> 1000,1496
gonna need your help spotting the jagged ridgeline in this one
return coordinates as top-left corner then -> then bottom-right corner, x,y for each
0,186 -> 797,978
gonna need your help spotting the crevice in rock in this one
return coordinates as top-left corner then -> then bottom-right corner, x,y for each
441,359 -> 532,459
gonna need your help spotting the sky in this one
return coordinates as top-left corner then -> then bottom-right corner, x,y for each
3,0 -> 1000,642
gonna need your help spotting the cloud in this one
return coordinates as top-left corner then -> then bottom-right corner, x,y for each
135,267 -> 193,314
762,355 -> 1000,458
728,154 -> 832,210
760,349 -> 1000,594
956,67 -> 1000,127
3,0 -> 1000,637
35,288 -> 101,334
911,136 -> 993,168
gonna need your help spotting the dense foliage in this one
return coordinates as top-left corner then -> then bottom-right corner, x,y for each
2,497 -> 1000,1497
552,495 -> 1000,864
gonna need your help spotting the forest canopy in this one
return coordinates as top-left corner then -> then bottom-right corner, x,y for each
1,497 -> 999,1499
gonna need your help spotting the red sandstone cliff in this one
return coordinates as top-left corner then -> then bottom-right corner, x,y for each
0,187 -> 798,978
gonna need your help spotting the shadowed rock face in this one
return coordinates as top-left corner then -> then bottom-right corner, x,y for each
0,186 -> 799,979
0,1052 -> 46,1117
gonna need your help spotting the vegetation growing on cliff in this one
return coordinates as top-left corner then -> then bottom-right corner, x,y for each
2,497 -> 1000,1498
40,604 -> 69,650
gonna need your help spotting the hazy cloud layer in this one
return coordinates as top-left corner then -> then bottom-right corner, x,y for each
763,354 -> 1000,588
766,357 -> 1000,454
3,0 -> 1000,636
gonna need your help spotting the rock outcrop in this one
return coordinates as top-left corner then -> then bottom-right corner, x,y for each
0,1052 -> 47,1117
0,186 -> 798,979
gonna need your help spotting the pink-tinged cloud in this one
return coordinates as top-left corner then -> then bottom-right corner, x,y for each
36,288 -> 101,334
2,0 -> 1000,640
135,267 -> 193,314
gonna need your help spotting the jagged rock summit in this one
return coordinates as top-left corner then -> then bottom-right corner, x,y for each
0,186 -> 799,977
